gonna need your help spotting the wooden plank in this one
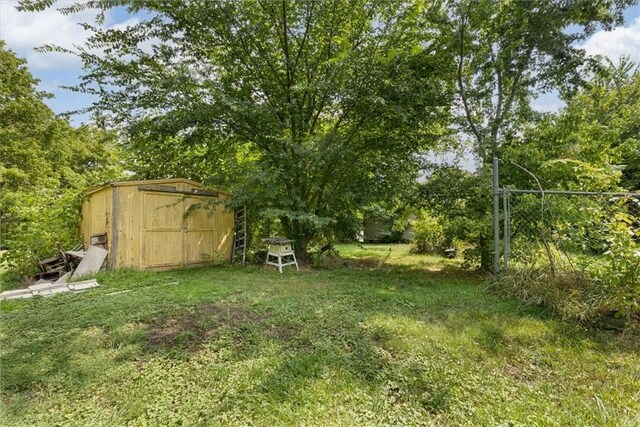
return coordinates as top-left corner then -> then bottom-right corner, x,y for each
111,186 -> 119,269
217,194 -> 234,262
68,279 -> 100,291
71,246 -> 108,279
65,251 -> 86,259
138,185 -> 218,197
54,272 -> 72,285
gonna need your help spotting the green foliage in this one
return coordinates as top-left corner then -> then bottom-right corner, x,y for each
493,61 -> 640,329
501,58 -> 640,192
581,198 -> 640,324
1,189 -> 84,283
449,0 -> 634,271
0,42 -> 123,281
494,268 -> 602,323
453,0 -> 634,161
419,166 -> 492,270
500,192 -> 639,331
20,0 -> 456,258
412,211 -> 445,254
309,246 -> 343,269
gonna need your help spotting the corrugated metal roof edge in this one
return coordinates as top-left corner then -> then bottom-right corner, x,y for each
85,178 -> 231,196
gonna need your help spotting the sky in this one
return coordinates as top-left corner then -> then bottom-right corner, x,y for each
1,1 -> 639,141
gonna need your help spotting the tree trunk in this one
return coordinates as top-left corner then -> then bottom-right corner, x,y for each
479,233 -> 492,272
295,236 -> 312,264
282,218 -> 314,264
479,153 -> 496,273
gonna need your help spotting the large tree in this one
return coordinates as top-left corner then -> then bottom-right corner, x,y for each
0,40 -> 122,211
437,0 -> 636,271
20,0 -> 455,260
452,0 -> 635,162
501,57 -> 640,192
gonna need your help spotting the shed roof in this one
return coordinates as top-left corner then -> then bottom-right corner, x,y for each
85,178 -> 229,196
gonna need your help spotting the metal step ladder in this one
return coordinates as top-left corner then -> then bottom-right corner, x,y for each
231,206 -> 247,264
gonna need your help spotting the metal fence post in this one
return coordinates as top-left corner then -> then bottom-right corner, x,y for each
502,187 -> 510,272
493,157 -> 500,276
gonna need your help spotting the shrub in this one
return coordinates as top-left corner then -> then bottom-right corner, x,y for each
494,193 -> 640,332
1,188 -> 85,284
310,246 -> 343,269
412,212 -> 445,254
582,209 -> 640,327
494,210 -> 639,331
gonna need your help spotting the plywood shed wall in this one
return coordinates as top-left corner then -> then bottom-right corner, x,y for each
80,178 -> 234,270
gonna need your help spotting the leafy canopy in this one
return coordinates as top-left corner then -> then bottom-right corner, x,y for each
452,0 -> 635,161
19,0 -> 456,256
502,58 -> 640,192
433,0 -> 636,270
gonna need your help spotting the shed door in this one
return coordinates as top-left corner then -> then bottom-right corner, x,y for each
141,192 -> 185,269
183,196 -> 216,265
141,192 -> 216,269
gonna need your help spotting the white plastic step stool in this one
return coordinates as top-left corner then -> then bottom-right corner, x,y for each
262,238 -> 299,273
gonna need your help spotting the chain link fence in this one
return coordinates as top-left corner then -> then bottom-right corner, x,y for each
491,158 -> 639,327
502,189 -> 640,274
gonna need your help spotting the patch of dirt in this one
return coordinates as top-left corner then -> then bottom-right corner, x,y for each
262,323 -> 313,351
500,363 -> 525,381
261,324 -> 292,340
145,303 -> 264,352
499,361 -> 544,384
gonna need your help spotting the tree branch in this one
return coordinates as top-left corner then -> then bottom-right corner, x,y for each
456,15 -> 483,145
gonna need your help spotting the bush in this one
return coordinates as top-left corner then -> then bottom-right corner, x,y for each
583,211 -> 640,327
1,188 -> 85,284
412,212 -> 445,254
310,246 -> 343,269
494,194 -> 640,332
494,215 -> 639,332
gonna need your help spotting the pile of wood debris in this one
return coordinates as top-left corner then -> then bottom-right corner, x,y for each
0,245 -> 107,301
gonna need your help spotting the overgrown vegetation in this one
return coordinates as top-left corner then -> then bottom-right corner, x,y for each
0,42 -> 122,282
494,266 -> 639,331
485,62 -> 640,332
412,211 -> 445,254
495,192 -> 640,332
413,59 -> 640,327
2,245 -> 638,426
419,167 -> 491,269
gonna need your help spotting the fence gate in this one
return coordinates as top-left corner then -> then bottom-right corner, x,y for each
493,157 -> 640,276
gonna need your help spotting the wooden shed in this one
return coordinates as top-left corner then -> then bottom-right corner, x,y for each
80,178 -> 234,270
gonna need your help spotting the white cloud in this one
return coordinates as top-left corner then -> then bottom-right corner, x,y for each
531,99 -> 564,113
0,1 -> 103,70
109,16 -> 140,31
1,1 -> 156,71
579,16 -> 640,64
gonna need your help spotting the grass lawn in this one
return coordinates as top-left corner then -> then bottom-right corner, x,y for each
1,244 -> 638,426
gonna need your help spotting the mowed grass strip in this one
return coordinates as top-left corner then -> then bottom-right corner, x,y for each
1,245 -> 638,426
